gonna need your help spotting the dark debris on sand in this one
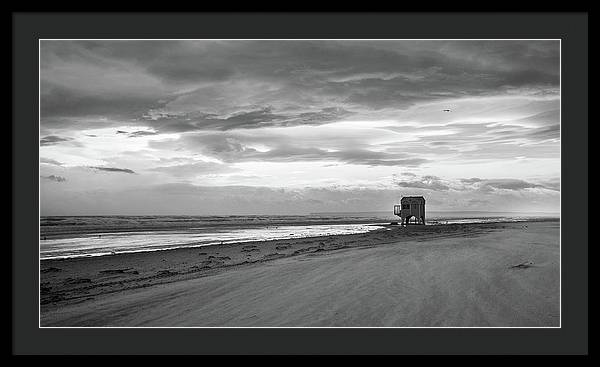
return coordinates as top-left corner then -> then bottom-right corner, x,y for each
510,261 -> 535,269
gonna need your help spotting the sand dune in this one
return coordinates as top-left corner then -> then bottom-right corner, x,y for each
40,220 -> 560,327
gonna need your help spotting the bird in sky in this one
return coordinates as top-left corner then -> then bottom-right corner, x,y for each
443,109 -> 451,112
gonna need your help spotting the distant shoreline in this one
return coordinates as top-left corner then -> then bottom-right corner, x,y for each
40,218 -> 559,262
312,210 -> 560,216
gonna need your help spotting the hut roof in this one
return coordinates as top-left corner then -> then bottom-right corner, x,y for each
401,196 -> 426,203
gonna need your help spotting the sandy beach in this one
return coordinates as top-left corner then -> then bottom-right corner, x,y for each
40,220 -> 560,327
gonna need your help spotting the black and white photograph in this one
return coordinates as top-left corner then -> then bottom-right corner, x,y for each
37,38 -> 563,328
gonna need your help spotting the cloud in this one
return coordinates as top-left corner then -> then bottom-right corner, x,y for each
538,178 -> 561,191
89,166 -> 136,174
41,83 -> 165,121
149,131 -> 431,167
152,134 -> 430,167
42,175 -> 66,182
245,146 -> 429,167
127,130 -> 158,137
461,177 -> 558,191
139,106 -> 354,132
466,198 -> 492,206
40,135 -> 71,146
38,40 -> 560,215
461,178 -> 483,184
394,175 -> 450,191
394,175 -> 560,193
40,157 -> 63,166
150,161 -> 237,178
114,129 -> 159,137
479,179 -> 547,191
40,40 -> 559,134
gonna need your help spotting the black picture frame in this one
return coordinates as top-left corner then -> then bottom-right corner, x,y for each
12,12 -> 588,355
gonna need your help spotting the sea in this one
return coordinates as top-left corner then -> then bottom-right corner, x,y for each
39,211 -> 558,260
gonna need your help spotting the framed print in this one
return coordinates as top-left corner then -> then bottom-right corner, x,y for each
12,12 -> 588,355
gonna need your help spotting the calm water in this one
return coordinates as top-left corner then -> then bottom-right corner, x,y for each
40,212 -> 557,260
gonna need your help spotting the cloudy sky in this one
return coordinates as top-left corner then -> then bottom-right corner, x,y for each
40,40 -> 560,215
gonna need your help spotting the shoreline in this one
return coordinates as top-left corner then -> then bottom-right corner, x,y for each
40,217 -> 558,261
40,219 -> 560,327
39,217 -> 393,240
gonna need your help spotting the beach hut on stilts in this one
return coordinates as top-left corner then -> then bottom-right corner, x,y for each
393,196 -> 426,225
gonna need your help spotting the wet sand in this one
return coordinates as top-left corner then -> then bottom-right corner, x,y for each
40,220 -> 560,327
